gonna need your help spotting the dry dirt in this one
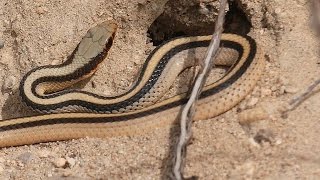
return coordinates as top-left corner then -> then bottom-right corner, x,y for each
0,0 -> 319,179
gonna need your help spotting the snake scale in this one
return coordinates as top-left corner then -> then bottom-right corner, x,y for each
0,20 -> 264,147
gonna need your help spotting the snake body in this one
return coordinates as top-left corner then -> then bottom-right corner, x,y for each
0,20 -> 264,147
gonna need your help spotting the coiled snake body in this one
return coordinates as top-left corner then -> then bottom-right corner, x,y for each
0,21 -> 264,147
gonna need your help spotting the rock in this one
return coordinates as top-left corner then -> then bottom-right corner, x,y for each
66,157 -> 76,168
17,152 -> 34,164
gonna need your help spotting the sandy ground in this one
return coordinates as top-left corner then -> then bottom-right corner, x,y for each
0,0 -> 319,179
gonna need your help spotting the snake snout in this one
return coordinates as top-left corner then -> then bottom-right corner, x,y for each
100,20 -> 118,33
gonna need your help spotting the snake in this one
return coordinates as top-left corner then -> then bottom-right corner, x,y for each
0,20 -> 264,147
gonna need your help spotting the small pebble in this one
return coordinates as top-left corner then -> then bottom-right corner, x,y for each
104,89 -> 112,96
66,157 -> 76,168
246,97 -> 259,107
0,166 -> 4,173
51,60 -> 60,65
18,161 -> 24,167
274,138 -> 282,145
278,76 -> 289,85
54,158 -> 67,168
237,101 -> 247,111
248,137 -> 261,148
1,75 -> 16,93
36,6 -> 48,14
0,40 -> 4,49
119,79 -> 129,89
279,85 -> 286,94
259,29 -> 265,35
284,85 -> 299,94
274,8 -> 281,14
198,3 -> 210,15
38,150 -> 51,158
270,86 -> 278,92
218,118 -> 225,123
261,88 -> 272,97
3,20 -> 10,27
62,170 -> 72,177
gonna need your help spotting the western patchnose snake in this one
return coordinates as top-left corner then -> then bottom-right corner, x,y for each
0,20 -> 264,147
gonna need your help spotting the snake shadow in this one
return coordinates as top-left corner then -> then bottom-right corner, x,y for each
1,77 -> 94,120
1,89 -> 35,120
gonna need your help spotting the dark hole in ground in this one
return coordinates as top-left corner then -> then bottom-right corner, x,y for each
147,0 -> 251,46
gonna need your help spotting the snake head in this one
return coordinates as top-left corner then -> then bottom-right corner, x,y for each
75,20 -> 118,60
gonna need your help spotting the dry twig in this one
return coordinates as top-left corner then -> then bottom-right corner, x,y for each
172,0 -> 228,179
312,0 -> 320,33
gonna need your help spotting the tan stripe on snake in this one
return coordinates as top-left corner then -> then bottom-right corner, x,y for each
0,20 -> 264,147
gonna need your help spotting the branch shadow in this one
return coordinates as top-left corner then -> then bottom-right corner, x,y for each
159,47 -> 203,180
